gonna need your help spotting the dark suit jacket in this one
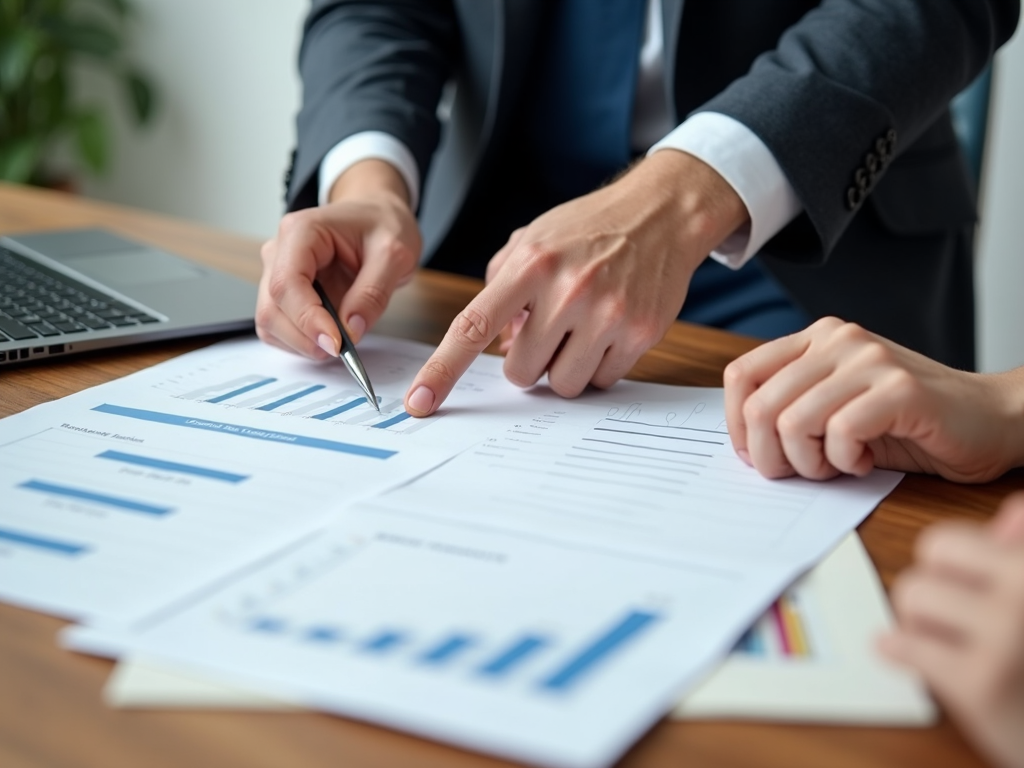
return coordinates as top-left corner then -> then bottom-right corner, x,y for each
286,0 -> 1020,370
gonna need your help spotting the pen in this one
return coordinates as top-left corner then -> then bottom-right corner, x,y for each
312,279 -> 380,412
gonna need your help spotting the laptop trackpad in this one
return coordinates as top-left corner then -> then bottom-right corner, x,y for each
65,250 -> 206,286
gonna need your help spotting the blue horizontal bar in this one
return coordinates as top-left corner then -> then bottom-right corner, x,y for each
478,635 -> 549,677
312,397 -> 372,420
540,611 -> 659,692
303,626 -> 344,643
419,634 -> 475,665
92,404 -> 397,460
206,377 -> 277,404
372,411 -> 413,430
0,526 -> 89,556
96,450 -> 249,483
249,616 -> 287,633
257,384 -> 326,412
362,630 -> 406,653
19,479 -> 173,517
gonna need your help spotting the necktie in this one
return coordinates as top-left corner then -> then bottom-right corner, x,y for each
529,0 -> 647,201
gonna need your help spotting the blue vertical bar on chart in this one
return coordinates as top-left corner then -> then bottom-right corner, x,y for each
477,635 -> 550,677
732,626 -> 765,656
18,479 -> 174,517
371,411 -> 413,430
206,377 -> 277,403
95,450 -> 250,483
0,526 -> 90,556
538,610 -> 660,692
257,384 -> 327,412
312,397 -> 373,420
362,630 -> 407,653
418,634 -> 476,666
303,625 -> 344,643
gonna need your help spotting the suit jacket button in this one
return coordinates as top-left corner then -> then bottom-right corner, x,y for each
855,167 -> 869,191
847,186 -> 863,210
865,152 -> 879,174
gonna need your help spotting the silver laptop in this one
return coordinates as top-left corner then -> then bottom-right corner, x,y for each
0,228 -> 257,366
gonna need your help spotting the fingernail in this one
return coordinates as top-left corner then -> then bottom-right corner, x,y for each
317,333 -> 337,356
737,448 -> 752,466
407,385 -> 435,415
347,314 -> 366,343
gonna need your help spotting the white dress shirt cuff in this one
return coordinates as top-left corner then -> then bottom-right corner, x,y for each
317,131 -> 421,211
648,112 -> 802,269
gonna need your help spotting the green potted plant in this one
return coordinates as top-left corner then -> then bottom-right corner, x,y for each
0,0 -> 157,187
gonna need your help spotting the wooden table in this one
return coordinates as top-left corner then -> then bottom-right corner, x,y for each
1,182 -> 1020,768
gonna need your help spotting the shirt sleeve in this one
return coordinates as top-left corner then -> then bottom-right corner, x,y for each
317,131 -> 422,210
647,111 -> 802,269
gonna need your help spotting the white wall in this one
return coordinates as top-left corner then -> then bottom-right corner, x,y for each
977,27 -> 1024,373
81,2 -> 1024,370
81,0 -> 307,241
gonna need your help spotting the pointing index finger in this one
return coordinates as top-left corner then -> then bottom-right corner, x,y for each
406,272 -> 533,416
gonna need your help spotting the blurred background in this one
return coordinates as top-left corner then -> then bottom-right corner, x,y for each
5,0 -> 1022,372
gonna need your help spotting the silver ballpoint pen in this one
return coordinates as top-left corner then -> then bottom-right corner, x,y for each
312,279 -> 380,412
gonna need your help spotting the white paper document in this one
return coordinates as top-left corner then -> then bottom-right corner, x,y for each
67,381 -> 902,768
0,336 -> 523,625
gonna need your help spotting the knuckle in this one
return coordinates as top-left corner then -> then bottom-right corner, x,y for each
742,395 -> 774,430
775,406 -> 805,438
449,306 -> 493,348
832,320 -> 871,347
520,243 -> 561,278
423,358 -> 458,387
357,282 -> 390,315
723,357 -> 750,389
254,301 -> 276,332
277,210 -> 306,237
883,368 -> 921,402
266,272 -> 290,303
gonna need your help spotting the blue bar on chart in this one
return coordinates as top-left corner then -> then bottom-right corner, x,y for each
732,626 -> 765,656
205,377 -> 277,404
303,625 -> 344,644
248,616 -> 288,634
312,397 -> 373,421
362,630 -> 408,653
372,411 -> 413,430
418,634 -> 476,666
0,526 -> 89,557
95,450 -> 250,484
18,479 -> 174,517
257,384 -> 327,412
91,404 -> 397,460
478,635 -> 550,678
539,610 -> 659,692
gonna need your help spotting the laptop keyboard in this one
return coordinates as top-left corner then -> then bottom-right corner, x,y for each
0,246 -> 161,342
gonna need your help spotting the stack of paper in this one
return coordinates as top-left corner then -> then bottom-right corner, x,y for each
1,336 -> 908,768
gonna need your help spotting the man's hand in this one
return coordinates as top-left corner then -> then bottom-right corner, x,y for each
403,150 -> 749,416
723,317 -> 1024,482
256,159 -> 421,359
880,494 -> 1024,768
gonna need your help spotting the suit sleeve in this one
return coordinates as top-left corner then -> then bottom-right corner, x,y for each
697,0 -> 1020,259
286,0 -> 460,212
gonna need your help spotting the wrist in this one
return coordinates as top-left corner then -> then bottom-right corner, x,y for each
630,150 -> 750,271
991,367 -> 1024,470
329,158 -> 412,211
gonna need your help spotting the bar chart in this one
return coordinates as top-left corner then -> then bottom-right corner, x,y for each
732,589 -> 823,660
234,606 -> 660,695
173,371 -> 431,435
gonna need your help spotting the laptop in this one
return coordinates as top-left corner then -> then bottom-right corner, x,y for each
0,228 -> 257,366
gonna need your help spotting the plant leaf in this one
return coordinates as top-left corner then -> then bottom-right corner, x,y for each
122,68 -> 155,123
44,18 -> 122,58
74,109 -> 109,173
0,28 -> 42,94
0,136 -> 43,184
